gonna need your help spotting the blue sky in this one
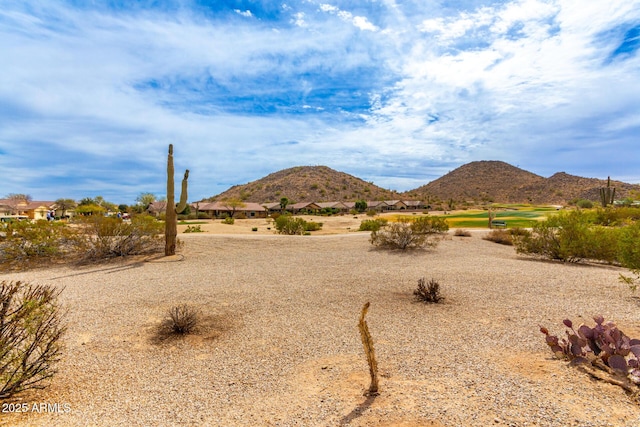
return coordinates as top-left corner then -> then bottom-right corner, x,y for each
1,0 -> 639,204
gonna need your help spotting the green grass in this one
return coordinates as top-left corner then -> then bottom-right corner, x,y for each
434,206 -> 558,228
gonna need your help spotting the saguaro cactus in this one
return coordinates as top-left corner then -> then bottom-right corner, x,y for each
358,302 -> 379,395
165,144 -> 189,256
600,176 -> 616,208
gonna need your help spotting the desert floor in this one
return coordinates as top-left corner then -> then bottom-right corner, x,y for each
1,217 -> 640,427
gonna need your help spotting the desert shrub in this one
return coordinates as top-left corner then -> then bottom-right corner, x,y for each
413,277 -> 444,303
197,212 -> 212,219
411,216 -> 449,234
541,316 -> 640,397
355,200 -> 367,212
270,212 -> 281,220
514,210 -> 623,263
483,229 -> 513,245
0,220 -> 75,269
513,210 -> 594,262
274,216 -> 322,235
453,229 -> 471,237
222,217 -> 235,225
370,217 -> 448,250
184,225 -> 203,233
593,207 -> 640,226
366,210 -> 377,217
0,281 -> 66,399
359,218 -> 388,232
618,222 -> 640,290
252,227 -> 258,232
304,221 -> 322,232
575,199 -> 594,209
508,227 -> 529,237
73,214 -> 163,260
164,304 -> 198,335
275,216 -> 306,235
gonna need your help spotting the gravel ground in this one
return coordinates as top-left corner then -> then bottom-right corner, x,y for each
2,230 -> 640,427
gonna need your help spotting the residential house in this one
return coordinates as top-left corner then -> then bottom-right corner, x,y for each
0,199 -> 56,220
366,201 -> 390,212
289,202 -> 322,214
0,200 -> 12,216
147,201 -> 168,217
384,200 -> 408,210
262,202 -> 283,214
404,200 -> 427,210
198,202 -> 268,218
315,201 -> 349,213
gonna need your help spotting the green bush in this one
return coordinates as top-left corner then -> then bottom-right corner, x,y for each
274,216 -> 322,235
514,210 -> 593,262
0,215 -> 165,269
275,216 -> 306,235
1,281 -> 66,399
0,220 -> 75,269
184,225 -> 203,233
411,216 -> 449,234
575,199 -> 594,209
592,207 -> 640,226
370,217 -> 448,250
514,210 -> 627,264
73,215 -> 163,260
304,221 -> 322,232
359,219 -> 388,232
618,222 -> 640,270
222,217 -> 235,225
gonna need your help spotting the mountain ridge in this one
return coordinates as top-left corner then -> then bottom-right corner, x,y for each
205,161 -> 639,206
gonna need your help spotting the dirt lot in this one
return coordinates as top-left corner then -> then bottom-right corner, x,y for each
1,224 -> 639,426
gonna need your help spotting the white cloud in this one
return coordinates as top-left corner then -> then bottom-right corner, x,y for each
1,0 -> 640,203
320,4 -> 378,31
291,12 -> 306,27
234,9 -> 253,18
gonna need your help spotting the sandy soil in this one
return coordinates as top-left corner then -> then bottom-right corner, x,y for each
1,221 -> 640,426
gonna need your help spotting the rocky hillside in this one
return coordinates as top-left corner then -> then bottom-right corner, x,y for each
406,161 -> 639,205
205,161 -> 639,205
205,166 -> 399,203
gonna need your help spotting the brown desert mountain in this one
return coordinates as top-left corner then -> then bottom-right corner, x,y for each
205,161 -> 639,205
206,165 -> 399,203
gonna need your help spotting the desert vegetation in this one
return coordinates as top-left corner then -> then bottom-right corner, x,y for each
274,215 -> 322,235
453,228 -> 471,237
164,144 -> 189,256
164,305 -> 199,335
0,215 -> 164,270
0,281 -> 66,399
413,277 -> 444,303
541,316 -> 640,398
358,302 -> 379,396
369,216 -> 448,250
358,218 -> 388,232
513,208 -> 639,265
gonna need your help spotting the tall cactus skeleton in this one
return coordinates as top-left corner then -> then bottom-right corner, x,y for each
358,302 -> 379,395
165,144 -> 189,256
600,176 -> 616,208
